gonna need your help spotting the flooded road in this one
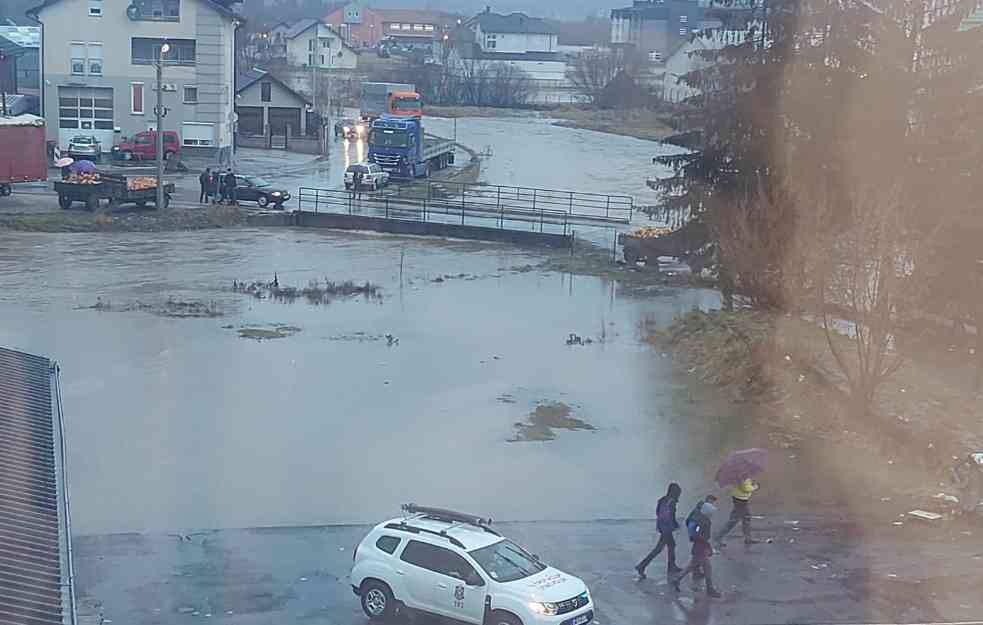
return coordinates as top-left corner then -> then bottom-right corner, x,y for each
279,114 -> 675,207
0,229 -> 721,535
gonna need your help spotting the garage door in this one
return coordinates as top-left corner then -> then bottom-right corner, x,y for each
181,122 -> 215,147
268,107 -> 301,136
236,106 -> 263,136
57,86 -> 114,151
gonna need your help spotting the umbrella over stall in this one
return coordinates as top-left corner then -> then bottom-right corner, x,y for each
716,448 -> 768,487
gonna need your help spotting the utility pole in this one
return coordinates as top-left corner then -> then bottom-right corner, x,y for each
0,50 -> 8,116
154,42 -> 170,209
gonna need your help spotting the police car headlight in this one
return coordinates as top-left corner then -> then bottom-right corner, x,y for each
529,602 -> 558,616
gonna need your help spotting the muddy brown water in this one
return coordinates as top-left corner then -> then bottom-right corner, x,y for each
0,227 -> 729,534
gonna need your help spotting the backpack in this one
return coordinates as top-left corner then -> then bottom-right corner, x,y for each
685,503 -> 703,541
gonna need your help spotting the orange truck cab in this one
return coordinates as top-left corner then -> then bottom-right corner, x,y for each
389,91 -> 423,117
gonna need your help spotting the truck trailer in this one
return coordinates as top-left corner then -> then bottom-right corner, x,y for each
0,114 -> 48,197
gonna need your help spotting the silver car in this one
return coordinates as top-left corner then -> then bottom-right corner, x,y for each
67,135 -> 102,162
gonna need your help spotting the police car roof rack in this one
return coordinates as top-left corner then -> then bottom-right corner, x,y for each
385,520 -> 467,549
401,503 -> 501,537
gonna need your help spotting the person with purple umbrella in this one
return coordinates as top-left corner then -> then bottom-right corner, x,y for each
713,448 -> 767,548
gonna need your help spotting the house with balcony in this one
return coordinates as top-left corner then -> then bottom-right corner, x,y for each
28,0 -> 242,156
610,0 -> 710,63
456,9 -> 567,82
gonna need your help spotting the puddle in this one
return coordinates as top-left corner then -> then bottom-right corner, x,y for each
232,278 -> 382,305
509,401 -> 596,442
79,298 -> 226,318
237,325 -> 302,340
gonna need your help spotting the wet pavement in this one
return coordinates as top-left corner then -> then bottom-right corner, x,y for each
0,227 -> 719,535
74,517 -> 983,625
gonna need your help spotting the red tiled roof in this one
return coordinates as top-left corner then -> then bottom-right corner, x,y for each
375,9 -> 454,25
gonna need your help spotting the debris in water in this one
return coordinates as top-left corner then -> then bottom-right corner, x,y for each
386,334 -> 399,346
508,401 -> 596,442
237,325 -> 302,341
907,509 -> 943,522
80,298 -> 225,318
232,277 -> 381,305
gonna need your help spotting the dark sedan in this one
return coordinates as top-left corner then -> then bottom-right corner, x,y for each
234,176 -> 290,209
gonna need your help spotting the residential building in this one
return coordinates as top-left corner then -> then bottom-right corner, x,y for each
0,25 -> 40,92
279,19 -> 358,69
323,3 -> 455,48
610,0 -> 708,63
655,28 -> 746,101
29,0 -> 242,156
450,8 -> 574,103
236,67 -> 311,138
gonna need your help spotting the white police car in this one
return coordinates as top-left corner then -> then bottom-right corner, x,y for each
350,504 -> 594,625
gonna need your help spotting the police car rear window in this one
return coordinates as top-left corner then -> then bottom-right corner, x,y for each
375,535 -> 401,554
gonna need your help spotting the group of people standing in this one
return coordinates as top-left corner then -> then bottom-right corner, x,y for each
198,168 -> 238,205
635,478 -> 760,598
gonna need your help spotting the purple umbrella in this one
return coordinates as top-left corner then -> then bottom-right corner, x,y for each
715,448 -> 768,487
71,159 -> 97,174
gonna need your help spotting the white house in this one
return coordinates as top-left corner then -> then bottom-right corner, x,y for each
280,19 -> 358,70
657,28 -> 747,102
29,0 -> 242,156
456,9 -> 568,84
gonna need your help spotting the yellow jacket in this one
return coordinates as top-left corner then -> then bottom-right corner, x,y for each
731,478 -> 758,501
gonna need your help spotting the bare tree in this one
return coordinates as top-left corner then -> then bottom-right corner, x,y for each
568,48 -> 620,104
814,183 -> 917,418
485,63 -> 533,108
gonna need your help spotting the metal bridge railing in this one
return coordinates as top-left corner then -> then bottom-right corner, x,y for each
298,187 -> 576,235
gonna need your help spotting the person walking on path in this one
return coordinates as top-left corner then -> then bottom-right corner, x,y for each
199,168 -> 210,203
636,483 -> 683,579
672,497 -> 721,598
715,478 -> 760,547
224,169 -> 238,206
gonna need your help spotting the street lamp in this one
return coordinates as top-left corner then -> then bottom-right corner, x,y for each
154,41 -> 170,209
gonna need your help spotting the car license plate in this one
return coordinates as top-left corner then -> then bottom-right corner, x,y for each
572,613 -> 590,625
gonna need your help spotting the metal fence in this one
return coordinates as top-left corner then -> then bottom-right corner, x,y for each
298,181 -> 632,234
299,187 -> 583,235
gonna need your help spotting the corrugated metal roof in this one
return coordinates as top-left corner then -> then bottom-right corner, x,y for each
0,347 -> 74,625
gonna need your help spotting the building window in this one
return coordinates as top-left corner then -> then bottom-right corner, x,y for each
89,0 -> 102,16
679,27 -> 687,36
679,14 -> 688,23
87,43 -> 103,75
71,42 -> 86,75
486,34 -> 497,49
307,54 -> 314,66
59,89 -> 114,130
129,0 -> 180,21
261,82 -> 271,102
401,23 -> 411,30
320,55 -> 325,64
308,39 -> 314,51
132,38 -> 196,65
183,86 -> 197,103
70,42 -> 102,75
413,23 -> 424,31
424,24 -> 434,31
322,39 -> 330,48
182,122 -> 215,146
131,83 -> 144,114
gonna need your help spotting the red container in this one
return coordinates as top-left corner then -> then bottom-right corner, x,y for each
0,115 -> 48,185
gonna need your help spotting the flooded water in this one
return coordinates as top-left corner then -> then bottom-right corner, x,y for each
0,228 -> 721,535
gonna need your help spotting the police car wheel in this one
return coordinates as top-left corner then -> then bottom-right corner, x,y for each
492,611 -> 522,625
361,581 -> 395,620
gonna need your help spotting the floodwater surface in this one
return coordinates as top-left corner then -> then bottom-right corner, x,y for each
0,228 -> 722,535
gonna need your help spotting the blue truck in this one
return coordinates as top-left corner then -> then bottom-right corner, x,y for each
367,115 -> 455,179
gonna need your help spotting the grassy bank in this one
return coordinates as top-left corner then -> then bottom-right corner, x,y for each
550,107 -> 675,142
0,206 -> 289,233
656,310 -> 982,484
425,105 -> 675,143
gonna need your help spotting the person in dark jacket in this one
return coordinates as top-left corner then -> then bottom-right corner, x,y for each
672,496 -> 721,598
199,168 -> 210,203
636,482 -> 683,579
208,170 -> 220,203
224,169 -> 237,205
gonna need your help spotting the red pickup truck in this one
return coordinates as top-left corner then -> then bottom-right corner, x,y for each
112,130 -> 181,161
0,114 -> 48,197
